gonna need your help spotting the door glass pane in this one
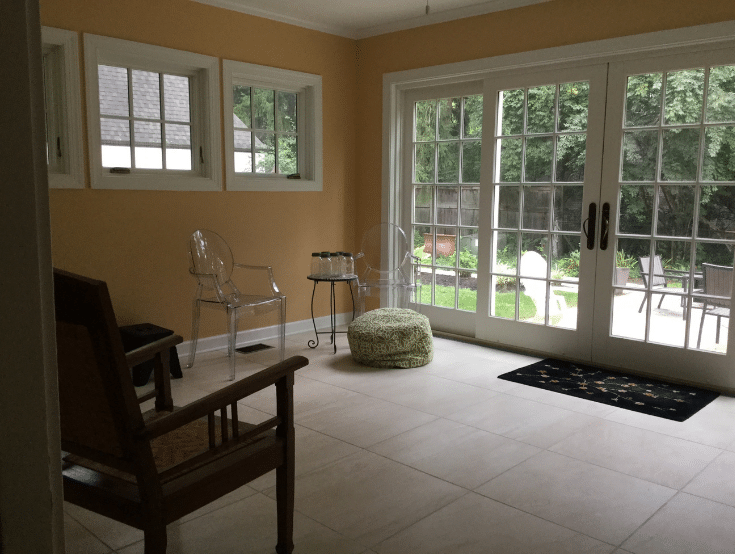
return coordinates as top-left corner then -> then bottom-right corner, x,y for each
551,235 -> 581,282
438,142 -> 459,183
656,186 -> 695,237
463,95 -> 483,138
625,73 -> 662,127
436,187 -> 458,226
519,234 -> 548,277
698,185 -> 735,239
499,138 -> 522,182
525,136 -> 553,182
612,290 -> 647,340
415,143 -> 435,183
522,186 -> 551,230
553,185 -> 583,232
664,68 -> 704,125
551,282 -> 578,329
500,89 -> 524,135
661,128 -> 700,181
622,130 -> 658,181
435,269 -> 457,308
619,185 -> 654,234
558,82 -> 589,131
497,185 -> 520,228
703,126 -> 735,181
494,231 -> 517,274
492,277 -> 518,320
438,98 -> 461,139
414,186 -> 433,224
706,65 -> 735,123
460,186 -> 480,226
556,134 -> 586,182
462,141 -> 481,183
527,85 -> 555,134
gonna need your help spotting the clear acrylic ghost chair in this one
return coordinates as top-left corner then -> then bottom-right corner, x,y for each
188,229 -> 285,380
355,222 -> 421,315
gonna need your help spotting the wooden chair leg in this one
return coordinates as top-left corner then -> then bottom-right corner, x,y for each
275,454 -> 295,554
143,525 -> 167,554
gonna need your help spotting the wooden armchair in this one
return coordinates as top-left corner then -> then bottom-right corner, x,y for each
54,268 -> 308,554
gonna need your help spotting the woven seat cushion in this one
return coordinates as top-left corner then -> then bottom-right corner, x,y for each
348,308 -> 433,368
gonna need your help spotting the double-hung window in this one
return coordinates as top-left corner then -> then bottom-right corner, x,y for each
42,27 -> 84,188
224,60 -> 322,191
84,34 -> 221,190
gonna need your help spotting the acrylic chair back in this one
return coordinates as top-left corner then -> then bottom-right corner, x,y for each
189,229 -> 240,301
358,222 -> 412,285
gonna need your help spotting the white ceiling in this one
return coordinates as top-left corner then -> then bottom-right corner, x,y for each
193,0 -> 551,39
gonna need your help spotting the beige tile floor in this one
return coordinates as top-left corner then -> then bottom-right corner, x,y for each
64,331 -> 735,554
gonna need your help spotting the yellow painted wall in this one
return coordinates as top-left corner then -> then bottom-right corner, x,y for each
42,0 -> 735,343
41,0 -> 358,339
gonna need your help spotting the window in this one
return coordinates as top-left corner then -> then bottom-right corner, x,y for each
223,60 -> 322,191
84,34 -> 221,191
41,27 -> 83,189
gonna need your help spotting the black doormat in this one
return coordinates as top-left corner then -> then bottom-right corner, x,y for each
235,343 -> 274,354
498,359 -> 719,422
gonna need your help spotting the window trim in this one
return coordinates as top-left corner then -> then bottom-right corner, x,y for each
42,27 -> 84,189
223,60 -> 322,191
83,34 -> 221,191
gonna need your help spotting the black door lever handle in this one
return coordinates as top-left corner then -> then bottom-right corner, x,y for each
583,203 -> 596,250
600,202 -> 610,251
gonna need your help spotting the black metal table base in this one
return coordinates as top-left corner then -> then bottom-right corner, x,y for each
307,276 -> 357,353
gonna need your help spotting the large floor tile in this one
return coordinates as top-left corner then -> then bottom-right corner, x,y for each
447,393 -> 600,448
682,450 -> 735,506
368,418 -> 541,489
504,380 -> 620,417
117,493 -> 366,554
622,492 -> 735,554
425,354 -> 527,393
63,513 -> 112,554
475,451 -> 676,545
295,392 -> 436,447
605,394 -> 735,450
64,502 -> 142,551
274,450 -> 465,548
375,492 -> 615,554
247,425 -> 361,490
549,419 -> 722,489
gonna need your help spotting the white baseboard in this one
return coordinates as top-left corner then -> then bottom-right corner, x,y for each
176,312 -> 354,358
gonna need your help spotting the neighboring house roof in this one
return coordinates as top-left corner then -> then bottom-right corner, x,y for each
98,65 -> 266,152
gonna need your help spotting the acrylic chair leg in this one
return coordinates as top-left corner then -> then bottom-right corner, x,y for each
228,308 -> 237,381
278,297 -> 286,362
187,297 -> 201,369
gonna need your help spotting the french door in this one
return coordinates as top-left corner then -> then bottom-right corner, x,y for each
403,46 -> 735,390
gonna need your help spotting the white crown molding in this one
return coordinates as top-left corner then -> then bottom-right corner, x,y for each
192,0 -> 551,40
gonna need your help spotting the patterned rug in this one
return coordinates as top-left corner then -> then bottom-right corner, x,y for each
498,359 -> 720,422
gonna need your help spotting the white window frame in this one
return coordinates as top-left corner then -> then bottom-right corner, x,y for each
83,34 -> 221,191
223,60 -> 322,191
42,27 -> 84,189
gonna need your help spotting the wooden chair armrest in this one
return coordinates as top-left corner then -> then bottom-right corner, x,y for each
125,334 -> 183,368
140,355 -> 309,440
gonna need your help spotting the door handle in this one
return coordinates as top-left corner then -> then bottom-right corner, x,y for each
583,203 -> 596,250
600,202 -> 610,251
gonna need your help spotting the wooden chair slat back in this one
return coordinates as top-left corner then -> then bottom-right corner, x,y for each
54,269 -> 145,460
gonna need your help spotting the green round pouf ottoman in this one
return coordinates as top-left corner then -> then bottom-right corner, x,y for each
347,308 -> 433,368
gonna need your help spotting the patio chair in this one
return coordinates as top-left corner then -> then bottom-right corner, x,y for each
696,263 -> 732,349
54,268 -> 308,554
188,229 -> 286,380
637,255 -> 686,316
355,222 -> 421,314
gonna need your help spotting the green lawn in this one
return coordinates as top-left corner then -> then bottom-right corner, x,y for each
420,284 -> 578,320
